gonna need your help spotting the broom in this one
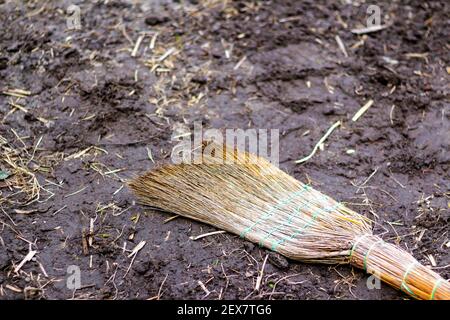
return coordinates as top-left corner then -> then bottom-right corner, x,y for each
129,143 -> 450,300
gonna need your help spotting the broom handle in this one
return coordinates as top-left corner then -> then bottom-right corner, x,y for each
349,234 -> 450,300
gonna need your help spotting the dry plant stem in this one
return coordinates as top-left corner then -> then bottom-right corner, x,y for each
350,234 -> 450,300
129,143 -> 450,300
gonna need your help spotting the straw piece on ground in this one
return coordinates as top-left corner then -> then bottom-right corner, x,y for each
335,35 -> 348,57
131,34 -> 145,57
189,230 -> 226,241
352,99 -> 374,122
295,121 -> 341,164
351,24 -> 389,35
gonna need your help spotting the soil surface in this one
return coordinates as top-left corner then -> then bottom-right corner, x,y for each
0,0 -> 448,300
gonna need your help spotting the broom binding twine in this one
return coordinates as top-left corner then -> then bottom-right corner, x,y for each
348,234 -> 449,300
431,279 -> 443,300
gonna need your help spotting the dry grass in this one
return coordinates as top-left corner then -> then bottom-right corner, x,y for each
0,133 -> 62,207
129,143 -> 450,300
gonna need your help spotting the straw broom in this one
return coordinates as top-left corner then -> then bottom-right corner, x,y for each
129,143 -> 450,300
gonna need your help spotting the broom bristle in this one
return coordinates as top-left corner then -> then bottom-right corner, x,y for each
129,143 -> 449,300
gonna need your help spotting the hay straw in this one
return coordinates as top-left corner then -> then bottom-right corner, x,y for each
295,121 -> 341,164
129,143 -> 450,300
352,99 -> 374,122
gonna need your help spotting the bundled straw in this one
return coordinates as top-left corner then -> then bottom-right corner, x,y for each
129,143 -> 450,300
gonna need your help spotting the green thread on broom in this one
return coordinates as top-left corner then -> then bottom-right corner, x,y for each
258,203 -> 307,247
258,185 -> 313,246
430,279 -> 443,300
401,262 -> 418,298
240,184 -> 311,239
363,240 -> 383,272
271,207 -> 319,251
271,201 -> 342,251
354,239 -> 419,299
349,234 -> 371,261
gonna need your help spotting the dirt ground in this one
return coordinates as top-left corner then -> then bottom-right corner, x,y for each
0,0 -> 448,300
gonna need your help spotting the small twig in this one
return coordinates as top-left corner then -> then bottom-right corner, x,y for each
149,32 -> 158,50
351,24 -> 389,35
38,261 -> 49,277
52,205 -> 67,216
295,121 -> 341,164
388,169 -> 406,189
158,47 -> 176,62
356,167 -> 379,192
64,186 -> 88,198
6,285 -> 22,293
156,274 -> 168,300
131,34 -> 145,57
255,254 -> 269,291
190,230 -> 226,241
1,207 -> 18,226
14,249 -> 37,273
335,35 -> 348,57
234,56 -> 247,70
146,147 -> 155,163
390,104 -> 396,125
123,240 -> 146,279
279,16 -> 302,23
2,89 -> 31,98
269,274 -> 304,299
163,215 -> 179,223
432,264 -> 450,270
81,228 -> 89,255
352,99 -> 374,122
148,274 -> 168,300
127,240 -> 146,258
198,280 -> 211,297
8,101 -> 29,113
